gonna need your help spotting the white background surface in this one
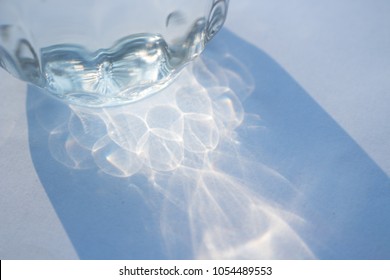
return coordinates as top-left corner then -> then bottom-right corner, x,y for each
1,0 -> 389,259
226,0 -> 390,176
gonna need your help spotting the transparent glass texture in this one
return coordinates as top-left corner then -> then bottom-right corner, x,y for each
0,0 -> 229,106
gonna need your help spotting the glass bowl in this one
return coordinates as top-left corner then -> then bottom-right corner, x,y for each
0,0 -> 229,106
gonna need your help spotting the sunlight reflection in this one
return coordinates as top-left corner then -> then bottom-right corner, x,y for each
40,49 -> 314,259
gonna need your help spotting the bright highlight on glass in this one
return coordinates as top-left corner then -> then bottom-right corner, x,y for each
0,0 -> 229,106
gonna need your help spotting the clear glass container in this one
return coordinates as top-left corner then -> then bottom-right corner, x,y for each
0,0 -> 229,106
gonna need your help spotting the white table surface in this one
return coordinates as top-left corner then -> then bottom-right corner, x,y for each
1,0 -> 389,259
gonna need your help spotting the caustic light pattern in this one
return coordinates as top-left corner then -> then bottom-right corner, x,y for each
35,53 -> 313,259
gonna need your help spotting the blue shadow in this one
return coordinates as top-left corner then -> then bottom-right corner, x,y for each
27,29 -> 390,259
